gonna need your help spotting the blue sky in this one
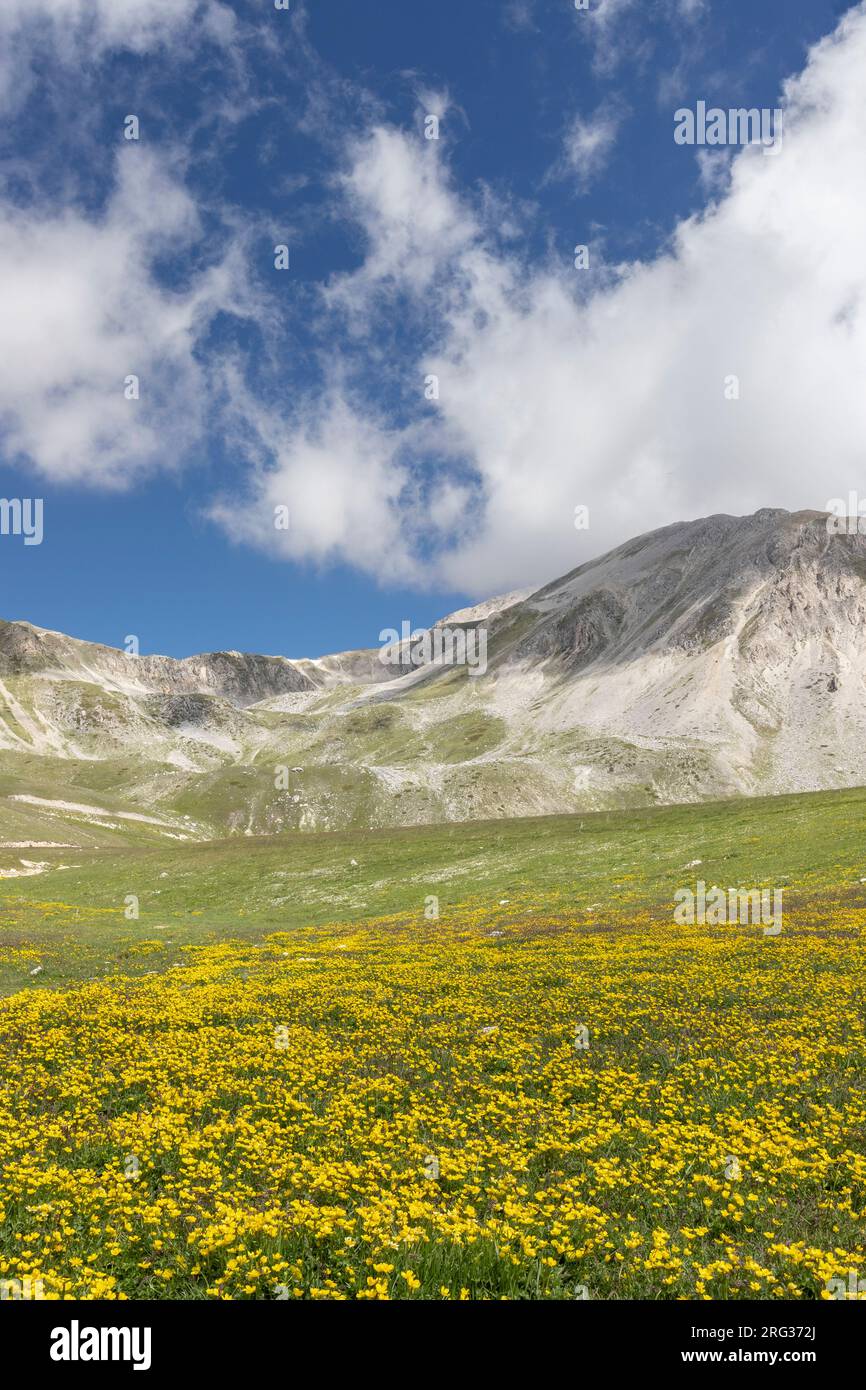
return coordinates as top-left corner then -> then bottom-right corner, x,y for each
0,0 -> 862,658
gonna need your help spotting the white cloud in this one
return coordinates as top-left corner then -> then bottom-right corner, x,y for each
695,147 -> 733,195
578,0 -> 705,75
326,124 -> 479,308
7,0 -> 865,602
208,337 -> 487,583
0,148 -> 254,486
555,104 -> 623,190
208,386 -> 444,585
1,0 -> 229,48
214,2 -> 866,599
422,2 -> 866,592
0,0 -> 235,110
209,380 -> 489,586
579,0 -> 642,74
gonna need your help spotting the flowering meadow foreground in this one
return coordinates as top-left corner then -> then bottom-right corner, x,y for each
1,866 -> 865,1301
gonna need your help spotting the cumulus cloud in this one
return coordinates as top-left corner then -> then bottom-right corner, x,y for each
207,361 -> 479,585
214,3 -> 866,597
209,383 -> 414,581
0,147 -> 254,486
325,123 -> 479,308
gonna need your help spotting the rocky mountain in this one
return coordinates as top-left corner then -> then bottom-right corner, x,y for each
2,507 -> 865,848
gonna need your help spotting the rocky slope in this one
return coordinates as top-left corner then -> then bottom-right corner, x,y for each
2,508 -> 864,843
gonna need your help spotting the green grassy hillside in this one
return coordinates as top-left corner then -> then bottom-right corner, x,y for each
3,783 -> 865,994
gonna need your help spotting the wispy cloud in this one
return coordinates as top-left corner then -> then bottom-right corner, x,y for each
577,0 -> 707,77
503,1 -> 538,33
553,103 -> 624,192
0,0 -> 237,111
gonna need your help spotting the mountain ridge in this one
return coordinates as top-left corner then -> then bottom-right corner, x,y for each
2,507 -> 865,851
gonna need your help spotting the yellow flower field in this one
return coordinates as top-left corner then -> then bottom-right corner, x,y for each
1,896 -> 864,1300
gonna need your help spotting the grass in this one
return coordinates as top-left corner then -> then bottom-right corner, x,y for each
3,782 -> 866,988
0,785 -> 864,1299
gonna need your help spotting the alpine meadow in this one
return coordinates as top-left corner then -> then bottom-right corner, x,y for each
1,0 -> 865,1366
